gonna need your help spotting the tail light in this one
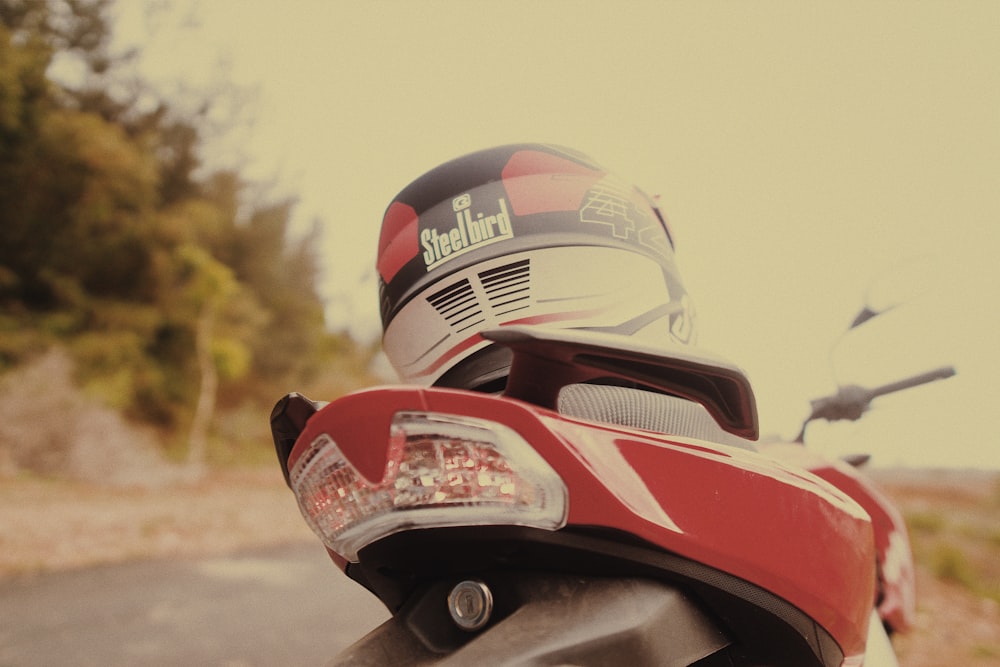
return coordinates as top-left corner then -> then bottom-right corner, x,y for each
289,411 -> 568,562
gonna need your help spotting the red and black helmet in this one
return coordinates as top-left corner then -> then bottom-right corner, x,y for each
377,143 -> 696,390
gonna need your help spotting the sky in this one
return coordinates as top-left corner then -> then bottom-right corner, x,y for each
109,1 -> 999,468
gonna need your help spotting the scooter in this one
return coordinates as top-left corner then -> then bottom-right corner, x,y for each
270,320 -> 952,666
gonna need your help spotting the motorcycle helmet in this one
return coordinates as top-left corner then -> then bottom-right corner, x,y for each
377,143 -> 696,391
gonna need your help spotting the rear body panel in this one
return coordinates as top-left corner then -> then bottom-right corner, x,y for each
760,442 -> 916,634
289,386 -> 877,660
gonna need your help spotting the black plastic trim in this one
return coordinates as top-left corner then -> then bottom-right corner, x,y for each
269,392 -> 322,487
332,573 -> 733,666
346,525 -> 844,667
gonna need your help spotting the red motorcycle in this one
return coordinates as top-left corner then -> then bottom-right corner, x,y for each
270,321 -> 952,666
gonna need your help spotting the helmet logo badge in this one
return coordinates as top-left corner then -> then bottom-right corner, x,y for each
421,196 -> 514,270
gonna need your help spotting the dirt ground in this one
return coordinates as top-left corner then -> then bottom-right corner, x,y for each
893,566 -> 1000,666
1,466 -> 997,665
875,470 -> 1000,666
0,468 -> 315,579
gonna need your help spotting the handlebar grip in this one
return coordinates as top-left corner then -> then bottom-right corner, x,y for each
797,366 -> 956,442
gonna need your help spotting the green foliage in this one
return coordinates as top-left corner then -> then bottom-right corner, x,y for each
0,22 -> 50,140
990,529 -> 1000,549
973,644 -> 1000,659
930,544 -> 977,588
0,1 -> 377,472
905,510 -> 945,535
902,480 -> 1000,606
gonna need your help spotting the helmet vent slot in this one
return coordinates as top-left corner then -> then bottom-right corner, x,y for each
428,278 -> 486,332
479,259 -> 531,317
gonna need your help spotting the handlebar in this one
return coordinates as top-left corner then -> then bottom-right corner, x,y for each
795,365 -> 956,443
866,366 -> 957,400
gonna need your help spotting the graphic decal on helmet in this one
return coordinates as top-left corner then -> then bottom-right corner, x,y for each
579,178 -> 637,240
427,258 -> 533,338
579,177 -> 673,261
402,331 -> 487,378
479,259 -> 531,317
500,149 -> 672,261
501,149 -> 604,216
377,202 -> 420,283
427,277 -> 484,333
421,195 -> 513,270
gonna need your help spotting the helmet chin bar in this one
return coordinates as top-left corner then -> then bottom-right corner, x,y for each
483,325 -> 759,441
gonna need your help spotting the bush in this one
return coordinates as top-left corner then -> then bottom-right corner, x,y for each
0,348 -> 171,487
930,544 -> 977,589
906,510 -> 946,534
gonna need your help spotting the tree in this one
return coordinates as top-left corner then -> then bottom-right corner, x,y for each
0,21 -> 51,310
170,244 -> 237,466
0,1 -> 374,477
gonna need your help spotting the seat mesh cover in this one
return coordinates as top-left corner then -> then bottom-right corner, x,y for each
557,384 -> 755,450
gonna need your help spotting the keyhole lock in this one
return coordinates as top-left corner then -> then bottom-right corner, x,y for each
447,580 -> 494,631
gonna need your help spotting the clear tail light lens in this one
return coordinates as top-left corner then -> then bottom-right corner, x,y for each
289,411 -> 568,562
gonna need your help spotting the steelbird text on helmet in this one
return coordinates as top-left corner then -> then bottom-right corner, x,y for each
377,143 -> 696,391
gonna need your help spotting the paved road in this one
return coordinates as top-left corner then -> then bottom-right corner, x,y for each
0,542 -> 390,666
